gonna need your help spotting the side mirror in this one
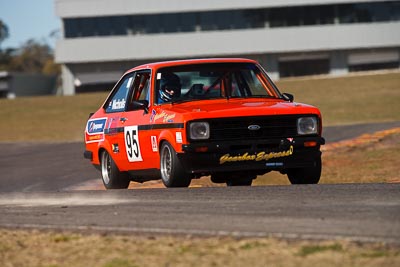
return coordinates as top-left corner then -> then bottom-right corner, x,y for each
130,100 -> 149,113
282,93 -> 294,102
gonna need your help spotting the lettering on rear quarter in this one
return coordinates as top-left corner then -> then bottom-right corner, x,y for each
85,118 -> 107,143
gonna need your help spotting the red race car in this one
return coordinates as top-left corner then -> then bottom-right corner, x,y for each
84,58 -> 325,189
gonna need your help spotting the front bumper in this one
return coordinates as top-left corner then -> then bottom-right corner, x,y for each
179,136 -> 325,174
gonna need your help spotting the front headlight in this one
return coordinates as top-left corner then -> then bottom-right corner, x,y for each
189,122 -> 210,140
297,117 -> 318,135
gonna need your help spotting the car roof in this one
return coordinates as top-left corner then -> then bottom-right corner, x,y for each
124,58 -> 258,75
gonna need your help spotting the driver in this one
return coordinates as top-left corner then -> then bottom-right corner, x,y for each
158,73 -> 181,103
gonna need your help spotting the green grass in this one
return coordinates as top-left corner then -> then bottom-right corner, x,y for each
1,229 -> 399,267
0,92 -> 107,142
297,243 -> 343,257
102,259 -> 139,267
276,72 -> 400,126
0,71 -> 399,142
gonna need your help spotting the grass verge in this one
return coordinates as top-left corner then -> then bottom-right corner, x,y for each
0,71 -> 399,142
253,129 -> 400,186
0,229 -> 399,267
276,71 -> 400,126
0,92 -> 107,142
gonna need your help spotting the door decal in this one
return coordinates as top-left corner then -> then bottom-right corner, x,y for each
124,126 -> 143,162
151,136 -> 158,152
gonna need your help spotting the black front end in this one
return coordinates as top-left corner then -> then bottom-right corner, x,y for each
179,115 -> 325,175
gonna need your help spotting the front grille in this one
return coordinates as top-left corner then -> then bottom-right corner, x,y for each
207,115 -> 300,141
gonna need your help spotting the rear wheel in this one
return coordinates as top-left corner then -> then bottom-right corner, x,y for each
160,142 -> 191,188
100,150 -> 130,189
287,157 -> 321,184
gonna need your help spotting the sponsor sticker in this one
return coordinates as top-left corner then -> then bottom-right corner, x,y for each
151,136 -> 158,152
266,162 -> 284,167
106,117 -> 120,132
219,146 -> 294,165
150,109 -> 157,122
176,132 -> 183,143
150,110 -> 176,123
85,117 -> 107,143
124,125 -> 143,162
111,98 -> 126,110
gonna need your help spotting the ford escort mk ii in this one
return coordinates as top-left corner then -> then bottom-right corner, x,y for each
84,58 -> 325,189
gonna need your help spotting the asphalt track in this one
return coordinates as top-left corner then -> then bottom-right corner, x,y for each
1,121 -> 400,193
0,184 -> 399,243
0,121 -> 399,243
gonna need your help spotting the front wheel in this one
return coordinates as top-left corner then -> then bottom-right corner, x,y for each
160,142 -> 191,188
287,157 -> 321,184
100,150 -> 130,189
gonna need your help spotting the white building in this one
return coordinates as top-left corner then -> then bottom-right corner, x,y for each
55,0 -> 400,94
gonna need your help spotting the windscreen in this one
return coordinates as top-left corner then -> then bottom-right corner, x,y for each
155,63 -> 281,104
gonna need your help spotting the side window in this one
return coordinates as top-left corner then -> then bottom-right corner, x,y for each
138,78 -> 150,101
242,70 -> 266,95
129,71 -> 151,104
230,74 -> 241,97
105,74 -> 134,113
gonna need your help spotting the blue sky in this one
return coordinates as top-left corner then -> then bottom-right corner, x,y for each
0,0 -> 60,49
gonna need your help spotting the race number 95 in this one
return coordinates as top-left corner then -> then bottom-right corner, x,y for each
124,126 -> 143,162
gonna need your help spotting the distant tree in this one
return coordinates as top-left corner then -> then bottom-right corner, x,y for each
42,56 -> 61,75
0,21 -> 61,75
8,39 -> 60,75
0,19 -> 14,71
0,19 -> 11,69
0,20 -> 9,49
0,48 -> 14,70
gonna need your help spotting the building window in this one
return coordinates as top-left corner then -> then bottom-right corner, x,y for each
63,1 -> 400,38
279,59 -> 330,78
349,62 -> 399,72
339,1 -> 400,23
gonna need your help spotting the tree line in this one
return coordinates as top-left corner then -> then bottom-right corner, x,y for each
0,19 -> 60,75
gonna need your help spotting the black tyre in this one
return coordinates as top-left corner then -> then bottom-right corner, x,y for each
287,157 -> 321,184
160,142 -> 191,188
100,150 -> 130,189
